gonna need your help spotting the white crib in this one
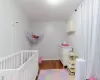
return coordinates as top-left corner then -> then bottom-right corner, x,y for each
0,50 -> 39,80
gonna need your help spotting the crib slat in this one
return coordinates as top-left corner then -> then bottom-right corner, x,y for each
5,60 -> 7,69
6,59 -> 9,69
8,58 -> 10,69
11,57 -> 13,69
21,52 -> 23,65
9,58 -> 11,69
2,61 -> 4,69
15,55 -> 16,69
0,62 -> 1,69
1,62 -> 2,69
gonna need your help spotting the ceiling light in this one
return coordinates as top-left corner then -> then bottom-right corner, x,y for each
46,0 -> 64,6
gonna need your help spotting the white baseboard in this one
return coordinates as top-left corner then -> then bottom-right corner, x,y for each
43,58 -> 59,61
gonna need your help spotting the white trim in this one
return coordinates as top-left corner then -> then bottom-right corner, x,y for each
43,58 -> 59,60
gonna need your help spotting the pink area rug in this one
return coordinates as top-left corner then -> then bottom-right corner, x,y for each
38,69 -> 68,80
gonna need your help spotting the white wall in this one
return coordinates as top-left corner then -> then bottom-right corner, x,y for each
0,0 -> 30,58
31,21 -> 67,60
66,4 -> 83,57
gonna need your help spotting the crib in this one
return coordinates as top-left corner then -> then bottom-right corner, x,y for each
0,50 -> 39,80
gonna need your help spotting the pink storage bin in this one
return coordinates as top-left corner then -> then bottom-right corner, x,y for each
61,44 -> 69,47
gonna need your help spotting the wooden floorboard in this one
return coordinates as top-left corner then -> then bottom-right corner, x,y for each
39,60 -> 63,70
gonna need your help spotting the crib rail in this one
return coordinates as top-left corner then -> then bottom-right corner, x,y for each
0,50 -> 38,80
0,50 -> 37,70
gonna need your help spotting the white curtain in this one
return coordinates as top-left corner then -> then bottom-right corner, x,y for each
79,0 -> 100,79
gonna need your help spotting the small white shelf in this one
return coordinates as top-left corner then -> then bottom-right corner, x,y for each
66,20 -> 76,33
67,52 -> 77,75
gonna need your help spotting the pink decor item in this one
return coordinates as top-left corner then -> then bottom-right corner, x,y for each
89,77 -> 96,80
39,57 -> 43,64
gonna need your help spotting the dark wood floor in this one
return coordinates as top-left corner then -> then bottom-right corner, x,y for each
39,60 -> 63,70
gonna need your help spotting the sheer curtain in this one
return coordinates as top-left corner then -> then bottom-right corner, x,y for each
79,0 -> 100,79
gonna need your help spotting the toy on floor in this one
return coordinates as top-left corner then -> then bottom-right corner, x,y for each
39,57 -> 43,64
